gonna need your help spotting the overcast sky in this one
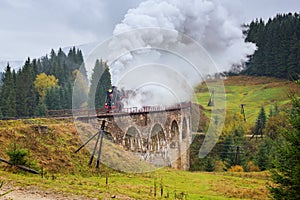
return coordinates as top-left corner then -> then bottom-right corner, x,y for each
0,0 -> 299,64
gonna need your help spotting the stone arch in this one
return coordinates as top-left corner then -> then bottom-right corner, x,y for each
170,120 -> 180,147
182,117 -> 188,140
149,123 -> 166,152
170,120 -> 181,169
124,126 -> 141,152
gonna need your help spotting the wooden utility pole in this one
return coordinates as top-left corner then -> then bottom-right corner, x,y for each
207,90 -> 215,106
235,146 -> 240,165
240,104 -> 246,122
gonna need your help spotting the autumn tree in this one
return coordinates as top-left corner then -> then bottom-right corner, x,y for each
219,112 -> 250,170
72,69 -> 89,109
34,73 -> 59,100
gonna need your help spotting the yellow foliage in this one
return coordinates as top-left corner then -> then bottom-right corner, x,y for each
247,161 -> 260,172
228,165 -> 244,172
34,73 -> 58,99
214,160 -> 226,172
220,111 -> 251,140
72,69 -> 88,108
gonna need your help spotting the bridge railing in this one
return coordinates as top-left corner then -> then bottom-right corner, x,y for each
46,102 -> 191,118
46,108 -> 107,118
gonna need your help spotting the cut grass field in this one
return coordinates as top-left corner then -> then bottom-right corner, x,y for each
195,76 -> 299,124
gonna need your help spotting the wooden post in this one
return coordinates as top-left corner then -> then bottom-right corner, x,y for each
207,90 -> 215,107
240,104 -> 246,122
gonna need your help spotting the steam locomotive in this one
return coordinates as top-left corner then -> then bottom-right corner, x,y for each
104,86 -> 125,113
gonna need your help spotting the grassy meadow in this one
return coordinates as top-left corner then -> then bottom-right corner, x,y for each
195,76 -> 299,124
0,168 -> 270,199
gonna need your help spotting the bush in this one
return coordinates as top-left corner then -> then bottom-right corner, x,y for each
214,160 -> 226,172
228,165 -> 244,172
247,161 -> 260,172
6,143 -> 28,166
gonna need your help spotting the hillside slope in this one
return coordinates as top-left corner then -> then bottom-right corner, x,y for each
195,75 -> 299,124
0,118 -> 91,174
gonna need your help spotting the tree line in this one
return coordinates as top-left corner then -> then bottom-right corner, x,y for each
242,13 -> 300,80
0,47 -> 112,118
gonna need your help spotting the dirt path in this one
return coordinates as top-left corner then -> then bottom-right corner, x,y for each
0,184 -> 94,200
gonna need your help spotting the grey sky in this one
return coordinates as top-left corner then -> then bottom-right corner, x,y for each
0,0 -> 299,63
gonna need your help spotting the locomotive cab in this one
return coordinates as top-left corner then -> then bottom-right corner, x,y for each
104,86 -> 123,113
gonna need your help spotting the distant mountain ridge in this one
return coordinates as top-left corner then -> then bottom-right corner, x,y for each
0,59 -> 23,72
0,42 -> 97,74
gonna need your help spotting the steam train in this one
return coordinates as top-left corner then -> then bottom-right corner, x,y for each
104,86 -> 125,113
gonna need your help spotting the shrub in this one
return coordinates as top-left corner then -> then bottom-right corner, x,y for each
228,165 -> 244,172
247,161 -> 260,172
6,143 -> 28,166
214,160 -> 226,172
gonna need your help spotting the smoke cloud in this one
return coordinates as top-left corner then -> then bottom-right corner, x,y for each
105,0 -> 256,107
112,0 -> 255,71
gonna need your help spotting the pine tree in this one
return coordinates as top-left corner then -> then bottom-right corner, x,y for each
254,136 -> 275,170
15,58 -> 38,117
243,13 -> 300,80
45,86 -> 61,110
0,64 -> 16,117
34,102 -> 47,116
88,59 -> 112,108
254,107 -> 267,137
269,80 -> 300,199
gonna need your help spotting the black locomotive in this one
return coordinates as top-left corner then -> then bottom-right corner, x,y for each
104,86 -> 125,113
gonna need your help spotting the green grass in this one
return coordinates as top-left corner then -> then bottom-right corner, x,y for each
0,168 -> 270,199
195,76 -> 299,124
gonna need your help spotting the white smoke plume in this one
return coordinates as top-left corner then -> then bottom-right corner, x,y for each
106,0 -> 256,107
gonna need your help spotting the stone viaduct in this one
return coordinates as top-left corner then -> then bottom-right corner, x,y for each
71,103 -> 192,170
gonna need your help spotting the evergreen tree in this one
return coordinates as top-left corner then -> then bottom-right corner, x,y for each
221,130 -> 247,169
243,13 -> 300,80
88,59 -> 112,108
0,47 -> 90,117
254,107 -> 267,137
15,58 -> 38,117
45,86 -> 61,110
0,72 -> 3,85
254,136 -> 275,170
34,102 -> 47,116
269,80 -> 300,199
269,103 -> 280,117
0,64 -> 16,117
219,113 -> 248,169
64,83 -> 72,109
